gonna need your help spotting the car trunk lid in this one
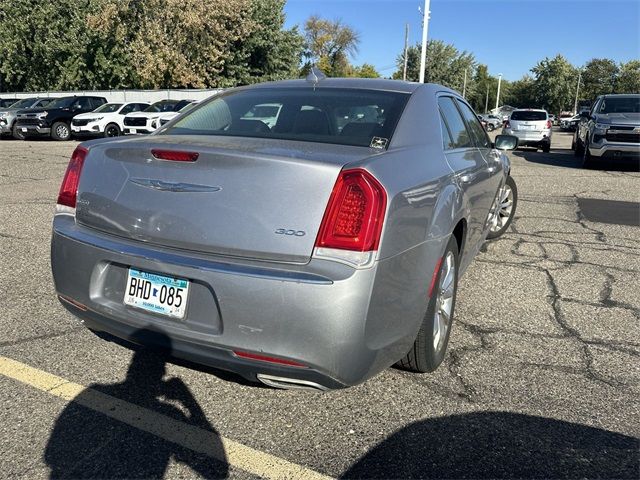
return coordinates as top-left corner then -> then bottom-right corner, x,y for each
75,135 -> 376,263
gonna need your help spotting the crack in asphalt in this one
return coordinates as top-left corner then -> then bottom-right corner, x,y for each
442,180 -> 640,402
0,327 -> 84,348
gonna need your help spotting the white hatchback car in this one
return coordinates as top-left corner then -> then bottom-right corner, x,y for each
71,102 -> 150,138
502,109 -> 552,152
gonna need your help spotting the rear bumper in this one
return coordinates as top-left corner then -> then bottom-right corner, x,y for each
503,128 -> 551,146
51,215 -> 440,389
589,141 -> 640,159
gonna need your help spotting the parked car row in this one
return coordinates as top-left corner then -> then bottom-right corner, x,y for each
0,96 -> 197,140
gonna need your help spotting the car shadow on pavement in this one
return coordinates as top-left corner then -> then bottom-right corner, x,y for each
341,411 -> 639,479
513,148 -> 640,172
44,329 -> 229,479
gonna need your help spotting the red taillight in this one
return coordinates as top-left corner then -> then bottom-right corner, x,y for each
546,120 -> 552,129
57,146 -> 88,208
232,350 -> 307,368
151,149 -> 199,162
315,169 -> 387,252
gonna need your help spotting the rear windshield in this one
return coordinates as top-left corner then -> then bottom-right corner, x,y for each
162,87 -> 410,148
510,111 -> 547,121
598,97 -> 640,114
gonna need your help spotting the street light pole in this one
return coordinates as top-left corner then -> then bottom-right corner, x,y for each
485,85 -> 489,113
418,0 -> 431,83
462,68 -> 467,98
495,73 -> 503,112
403,23 -> 409,81
573,69 -> 582,114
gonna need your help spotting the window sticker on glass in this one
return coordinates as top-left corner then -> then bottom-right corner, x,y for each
370,137 -> 388,149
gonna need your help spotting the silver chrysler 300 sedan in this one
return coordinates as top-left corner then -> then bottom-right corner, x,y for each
51,78 -> 519,391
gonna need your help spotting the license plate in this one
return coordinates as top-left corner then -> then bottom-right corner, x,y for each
124,269 -> 189,319
129,129 -> 136,134
21,127 -> 27,132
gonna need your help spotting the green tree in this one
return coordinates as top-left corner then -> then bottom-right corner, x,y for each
530,54 -> 578,114
393,40 -> 475,96
302,15 -> 360,77
580,58 -> 619,100
504,75 -> 536,109
350,63 -> 380,78
468,64 -> 498,112
223,0 -> 304,85
615,60 -> 640,93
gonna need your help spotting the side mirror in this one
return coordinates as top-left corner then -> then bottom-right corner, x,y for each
494,134 -> 518,151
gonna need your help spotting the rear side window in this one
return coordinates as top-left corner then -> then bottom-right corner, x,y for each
164,88 -> 410,148
438,97 -> 472,149
456,99 -> 491,149
439,112 -> 454,150
511,111 -> 547,121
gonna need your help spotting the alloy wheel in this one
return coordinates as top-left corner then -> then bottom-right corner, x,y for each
433,251 -> 455,353
56,124 -> 69,139
489,183 -> 514,233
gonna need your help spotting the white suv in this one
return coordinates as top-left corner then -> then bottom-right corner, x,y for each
502,109 -> 552,152
71,102 -> 149,138
123,100 -> 193,135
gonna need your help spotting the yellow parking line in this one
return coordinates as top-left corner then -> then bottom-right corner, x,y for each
0,355 -> 332,480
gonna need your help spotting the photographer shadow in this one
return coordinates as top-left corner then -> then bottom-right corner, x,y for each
44,329 -> 229,479
341,411 -> 638,479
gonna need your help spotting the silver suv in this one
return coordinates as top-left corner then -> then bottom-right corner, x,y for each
573,94 -> 640,168
502,109 -> 552,152
0,97 -> 51,138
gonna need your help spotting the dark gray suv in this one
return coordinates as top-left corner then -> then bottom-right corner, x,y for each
573,94 -> 640,168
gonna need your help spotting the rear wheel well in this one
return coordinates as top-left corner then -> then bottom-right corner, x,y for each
452,219 -> 466,256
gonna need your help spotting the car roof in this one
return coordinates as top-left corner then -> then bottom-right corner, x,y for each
512,108 -> 547,112
244,77 -> 431,94
599,94 -> 639,98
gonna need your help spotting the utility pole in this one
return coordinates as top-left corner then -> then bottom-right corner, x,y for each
418,0 -> 431,83
462,68 -> 467,98
573,69 -> 582,114
495,73 -> 503,112
403,23 -> 409,81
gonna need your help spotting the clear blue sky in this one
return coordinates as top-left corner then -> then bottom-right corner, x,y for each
284,0 -> 640,80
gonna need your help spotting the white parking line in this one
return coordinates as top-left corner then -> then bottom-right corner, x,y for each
0,355 -> 332,480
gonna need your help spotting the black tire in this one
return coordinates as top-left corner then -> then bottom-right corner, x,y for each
582,137 -> 597,169
104,123 -> 121,138
486,175 -> 518,240
396,235 -> 459,373
542,143 -> 551,153
51,121 -> 71,141
12,124 -> 26,140
573,132 -> 584,156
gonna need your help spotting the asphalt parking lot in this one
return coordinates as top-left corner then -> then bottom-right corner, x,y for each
1,130 -> 638,479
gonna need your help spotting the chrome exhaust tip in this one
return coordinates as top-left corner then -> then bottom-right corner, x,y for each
256,374 -> 328,392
